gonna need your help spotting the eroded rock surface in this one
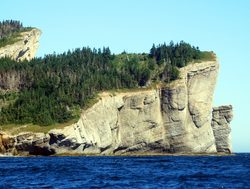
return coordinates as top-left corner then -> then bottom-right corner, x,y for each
0,28 -> 41,61
0,29 -> 41,92
212,105 -> 233,153
0,132 -> 15,154
0,132 -> 55,156
48,90 -> 168,155
161,61 -> 219,153
39,60 -> 224,155
0,60 -> 234,156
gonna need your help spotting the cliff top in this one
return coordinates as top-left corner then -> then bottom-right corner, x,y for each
0,27 -> 35,48
0,24 -> 41,61
0,20 -> 216,127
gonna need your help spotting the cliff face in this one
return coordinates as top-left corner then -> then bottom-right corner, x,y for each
48,61 -> 220,155
1,60 -> 233,156
212,105 -> 233,153
49,90 -> 165,155
161,61 -> 219,153
0,28 -> 41,92
0,28 -> 41,62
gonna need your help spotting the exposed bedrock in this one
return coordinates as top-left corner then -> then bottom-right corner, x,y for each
41,60 -> 226,155
212,105 -> 233,153
0,28 -> 41,92
0,60 -> 234,155
161,61 -> 219,153
0,28 -> 41,62
0,132 -> 55,156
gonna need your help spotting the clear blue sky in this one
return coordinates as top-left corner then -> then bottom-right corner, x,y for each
1,0 -> 249,152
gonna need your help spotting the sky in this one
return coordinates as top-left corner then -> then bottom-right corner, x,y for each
1,0 -> 250,152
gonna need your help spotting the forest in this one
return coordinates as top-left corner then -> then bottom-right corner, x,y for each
0,31 -> 214,126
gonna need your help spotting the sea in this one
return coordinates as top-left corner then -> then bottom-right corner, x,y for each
0,153 -> 249,189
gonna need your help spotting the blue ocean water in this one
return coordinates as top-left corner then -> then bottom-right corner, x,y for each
0,153 -> 249,189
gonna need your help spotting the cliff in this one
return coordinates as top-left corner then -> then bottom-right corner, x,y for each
212,105 -> 233,153
0,28 -> 41,61
0,60 -> 234,156
0,29 -> 234,155
0,28 -> 41,92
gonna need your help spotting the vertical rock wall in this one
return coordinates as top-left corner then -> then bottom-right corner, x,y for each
47,60 -> 223,155
211,105 -> 233,153
161,61 -> 219,153
0,60 -> 234,156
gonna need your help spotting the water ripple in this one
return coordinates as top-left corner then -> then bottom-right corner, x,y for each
0,154 -> 249,188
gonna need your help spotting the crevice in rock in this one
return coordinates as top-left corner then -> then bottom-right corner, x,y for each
117,105 -> 124,112
16,47 -> 29,61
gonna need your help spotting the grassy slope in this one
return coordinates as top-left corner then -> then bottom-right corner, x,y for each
0,27 -> 34,48
0,118 -> 78,135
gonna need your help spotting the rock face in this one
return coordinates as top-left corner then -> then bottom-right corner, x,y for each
0,27 -> 234,156
0,132 -> 15,155
161,61 -> 219,153
49,90 -> 167,155
0,28 -> 41,61
212,105 -> 233,153
0,60 -> 234,156
0,29 -> 41,92
0,131 -> 55,156
47,60 -> 233,155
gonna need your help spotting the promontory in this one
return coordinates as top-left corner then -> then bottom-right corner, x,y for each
0,21 -> 233,156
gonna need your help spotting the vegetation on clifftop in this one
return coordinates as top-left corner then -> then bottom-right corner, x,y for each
0,20 -> 33,48
0,30 -> 215,126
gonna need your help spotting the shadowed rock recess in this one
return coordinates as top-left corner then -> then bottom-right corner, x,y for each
0,31 -> 233,156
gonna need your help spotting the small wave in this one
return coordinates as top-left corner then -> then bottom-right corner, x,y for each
0,154 -> 249,188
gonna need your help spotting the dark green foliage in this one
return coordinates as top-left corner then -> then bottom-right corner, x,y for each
0,41 -> 214,126
0,47 -> 151,125
159,64 -> 180,82
149,41 -> 215,82
0,20 -> 23,39
149,40 -> 202,67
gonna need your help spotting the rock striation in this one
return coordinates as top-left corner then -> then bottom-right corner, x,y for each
1,60 -> 234,156
211,105 -> 233,153
0,32 -> 234,155
161,61 -> 219,153
0,28 -> 41,61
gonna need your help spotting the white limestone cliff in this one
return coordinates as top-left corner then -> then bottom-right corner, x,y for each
0,31 -> 234,155
46,60 -> 223,155
212,105 -> 233,153
0,28 -> 41,61
0,60 -> 234,155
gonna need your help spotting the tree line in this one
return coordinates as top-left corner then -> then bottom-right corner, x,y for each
0,41 -> 213,126
0,20 -> 24,39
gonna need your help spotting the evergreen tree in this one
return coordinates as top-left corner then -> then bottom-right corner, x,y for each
0,40 -> 213,126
